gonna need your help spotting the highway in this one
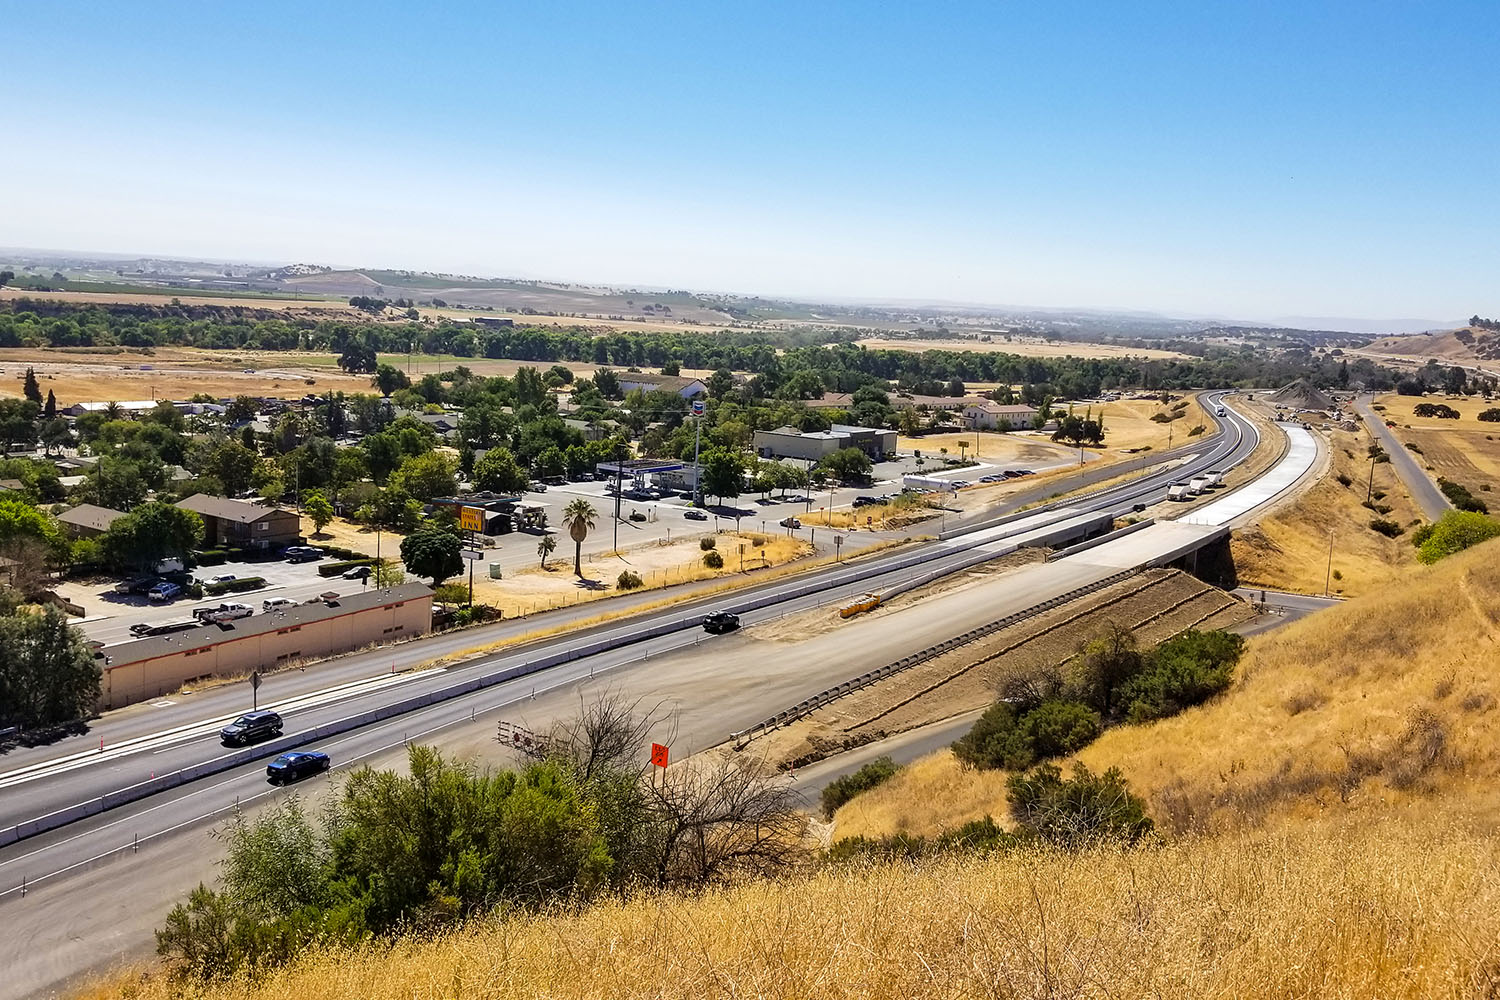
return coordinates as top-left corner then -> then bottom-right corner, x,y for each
1354,394 -> 1451,520
0,390 -> 1263,1000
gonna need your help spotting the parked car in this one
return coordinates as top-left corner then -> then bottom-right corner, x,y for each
527,481 -> 548,492
702,611 -> 741,634
284,546 -> 325,563
266,750 -> 330,784
148,581 -> 181,602
683,509 -> 708,521
206,574 -> 237,586
852,495 -> 881,507
262,597 -> 298,611
220,710 -> 283,746
115,576 -> 159,595
779,517 -> 801,528
342,565 -> 372,580
194,602 -> 253,623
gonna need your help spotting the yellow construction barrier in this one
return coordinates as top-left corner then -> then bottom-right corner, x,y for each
839,595 -> 882,618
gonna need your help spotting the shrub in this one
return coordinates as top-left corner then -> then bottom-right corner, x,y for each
1150,412 -> 1174,423
699,537 -> 716,551
317,558 -> 376,577
827,816 -> 1019,862
195,549 -> 228,566
1118,629 -> 1244,723
820,756 -> 901,819
751,536 -> 765,547
203,576 -> 264,596
1335,473 -> 1353,487
1480,408 -> 1500,422
1417,510 -> 1500,564
1438,478 -> 1488,513
702,550 -> 724,569
433,582 -> 469,604
1370,518 -> 1405,537
952,699 -> 1098,770
1187,424 -> 1206,436
1007,762 -> 1154,848
616,570 -> 643,590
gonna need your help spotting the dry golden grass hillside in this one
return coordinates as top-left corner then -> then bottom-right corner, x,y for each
1079,534 -> 1500,832
79,816 -> 1500,1000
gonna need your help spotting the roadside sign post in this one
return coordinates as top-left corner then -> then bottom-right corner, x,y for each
251,670 -> 261,711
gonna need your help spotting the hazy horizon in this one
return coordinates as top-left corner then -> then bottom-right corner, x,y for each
1,2 -> 1494,325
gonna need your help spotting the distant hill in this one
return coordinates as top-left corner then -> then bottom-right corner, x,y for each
1363,325 -> 1500,363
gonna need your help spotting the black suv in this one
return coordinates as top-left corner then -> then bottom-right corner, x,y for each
702,611 -> 741,634
220,710 -> 283,746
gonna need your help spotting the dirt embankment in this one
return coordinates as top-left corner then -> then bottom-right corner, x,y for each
746,568 -> 1251,771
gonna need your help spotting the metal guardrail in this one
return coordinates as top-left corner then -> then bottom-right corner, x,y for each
729,566 -> 1142,749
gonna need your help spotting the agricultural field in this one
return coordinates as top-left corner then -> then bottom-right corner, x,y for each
856,336 -> 1190,360
1374,392 -> 1500,494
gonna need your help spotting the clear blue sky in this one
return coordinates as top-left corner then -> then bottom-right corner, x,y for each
3,1 -> 1496,324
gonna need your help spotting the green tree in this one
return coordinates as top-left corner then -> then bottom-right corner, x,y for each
303,489 -> 334,536
22,367 -> 42,406
699,447 -> 745,503
388,452 -> 457,501
38,417 -> 72,454
100,501 -> 204,572
373,364 -> 410,396
43,389 -> 56,419
538,533 -> 557,569
338,339 -> 378,374
400,525 -> 462,586
562,498 -> 597,575
473,447 -> 528,494
0,607 -> 101,729
817,446 -> 872,484
373,562 -> 405,588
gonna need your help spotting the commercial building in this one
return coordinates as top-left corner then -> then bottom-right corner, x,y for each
752,426 -> 848,462
176,494 -> 301,551
830,424 -> 897,460
98,582 -> 434,709
961,401 -> 1041,430
616,374 -> 707,399
56,503 -> 126,539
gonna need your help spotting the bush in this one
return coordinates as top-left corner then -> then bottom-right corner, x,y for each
820,756 -> 901,819
317,558 -> 376,578
616,570 -> 643,590
195,549 -> 228,566
751,536 -> 765,547
1117,630 -> 1244,723
827,816 -> 1019,861
1335,473 -> 1353,487
952,699 -> 1098,771
1416,510 -> 1500,564
1370,518 -> 1405,537
1007,762 -> 1154,847
1479,408 -> 1500,422
1438,478 -> 1488,513
702,550 -> 724,569
699,537 -> 716,551
1187,424 -> 1206,436
433,582 -> 469,604
203,576 -> 264,596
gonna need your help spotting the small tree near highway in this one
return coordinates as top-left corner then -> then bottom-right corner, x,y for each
399,526 -> 462,587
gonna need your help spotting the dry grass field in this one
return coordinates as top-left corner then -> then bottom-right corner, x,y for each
1374,392 -> 1500,493
80,816 -> 1500,1000
1232,427 -> 1421,596
856,336 -> 1190,360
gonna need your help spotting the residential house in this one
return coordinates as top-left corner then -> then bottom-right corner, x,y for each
176,494 -> 301,550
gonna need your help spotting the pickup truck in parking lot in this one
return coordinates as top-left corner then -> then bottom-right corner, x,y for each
193,602 -> 253,623
283,546 -> 325,563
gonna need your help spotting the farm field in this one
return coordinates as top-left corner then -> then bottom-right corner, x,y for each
1373,392 -> 1500,494
856,336 -> 1190,360
0,285 -> 350,314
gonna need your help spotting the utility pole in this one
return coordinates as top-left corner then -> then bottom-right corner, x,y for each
1324,530 -> 1335,597
1366,454 -> 1377,503
691,402 -> 703,508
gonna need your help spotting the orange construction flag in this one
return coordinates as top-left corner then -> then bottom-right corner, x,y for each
650,743 -> 669,768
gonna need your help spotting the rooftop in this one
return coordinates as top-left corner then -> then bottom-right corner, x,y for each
102,582 -> 435,665
177,493 -> 295,525
56,503 -> 126,533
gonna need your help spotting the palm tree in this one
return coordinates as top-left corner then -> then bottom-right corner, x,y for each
561,499 -> 597,576
537,534 -> 557,569
104,401 -> 122,421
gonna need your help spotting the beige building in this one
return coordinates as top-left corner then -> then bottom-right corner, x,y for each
962,401 -> 1041,430
177,494 -> 301,551
98,582 -> 433,709
56,503 -> 126,539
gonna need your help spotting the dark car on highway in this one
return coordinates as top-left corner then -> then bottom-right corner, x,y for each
220,710 -> 283,746
266,750 -> 329,784
702,611 -> 741,634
